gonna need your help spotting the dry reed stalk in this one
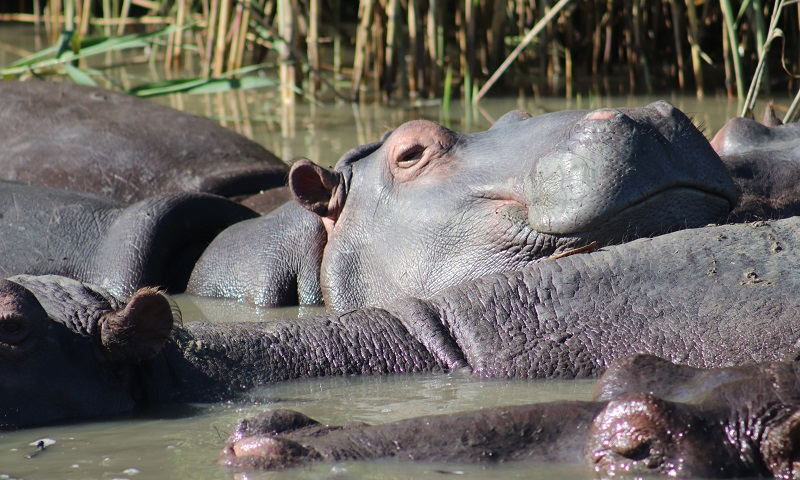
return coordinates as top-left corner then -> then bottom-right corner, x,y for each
78,0 -> 92,37
102,0 -> 112,35
684,0 -> 704,97
720,0 -> 745,102
384,0 -> 400,99
203,0 -> 220,77
277,0 -> 296,105
632,0 -> 652,93
117,0 -> 131,34
425,0 -> 440,95
212,0 -> 232,76
668,0 -> 686,89
371,0 -> 386,97
352,0 -> 375,98
234,4 -> 250,70
464,0 -> 476,102
226,2 -> 243,72
407,0 -> 421,98
476,0 -> 573,102
307,0 -> 320,96
332,0 -> 342,84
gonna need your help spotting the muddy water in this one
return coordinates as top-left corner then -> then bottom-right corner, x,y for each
0,23 -> 778,478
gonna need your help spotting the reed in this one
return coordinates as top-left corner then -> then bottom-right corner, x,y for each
0,0 -> 797,112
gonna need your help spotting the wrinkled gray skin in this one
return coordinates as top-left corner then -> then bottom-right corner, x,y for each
190,101 -> 737,309
5,217 -> 800,429
0,181 -> 256,297
712,108 -> 800,221
0,81 -> 288,212
220,355 -> 800,478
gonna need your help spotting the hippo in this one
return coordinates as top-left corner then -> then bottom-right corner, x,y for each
4,215 -> 800,429
0,181 -> 256,297
711,107 -> 800,221
188,101 -> 739,309
0,81 -> 290,213
220,356 -> 800,478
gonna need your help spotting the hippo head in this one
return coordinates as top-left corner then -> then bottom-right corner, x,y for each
589,391 -> 800,478
0,280 -> 173,429
291,101 -> 738,309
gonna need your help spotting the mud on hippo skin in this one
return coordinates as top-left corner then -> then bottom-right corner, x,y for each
220,354 -> 800,478
190,101 -> 737,309
0,81 -> 289,212
0,181 -> 257,297
712,107 -> 800,221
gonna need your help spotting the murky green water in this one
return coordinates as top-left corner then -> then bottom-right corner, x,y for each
0,22 -> 787,478
0,294 -> 596,479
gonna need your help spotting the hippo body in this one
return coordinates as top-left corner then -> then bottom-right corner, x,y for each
0,81 -> 289,211
712,114 -> 800,221
190,101 -> 738,309
5,217 -> 800,429
221,355 -> 800,479
0,181 -> 256,297
186,201 -> 325,306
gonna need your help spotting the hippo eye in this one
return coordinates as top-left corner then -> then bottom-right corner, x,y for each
0,314 -> 31,346
396,144 -> 426,168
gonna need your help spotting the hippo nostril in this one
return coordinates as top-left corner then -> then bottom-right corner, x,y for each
614,439 -> 652,461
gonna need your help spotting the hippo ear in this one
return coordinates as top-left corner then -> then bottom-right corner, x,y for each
761,409 -> 800,478
99,288 -> 175,363
762,103 -> 784,127
289,159 -> 345,221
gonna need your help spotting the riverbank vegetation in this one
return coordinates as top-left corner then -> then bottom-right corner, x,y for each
0,0 -> 798,120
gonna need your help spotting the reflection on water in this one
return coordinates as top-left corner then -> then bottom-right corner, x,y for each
0,367 -> 595,479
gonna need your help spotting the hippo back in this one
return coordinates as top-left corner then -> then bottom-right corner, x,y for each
0,81 -> 288,203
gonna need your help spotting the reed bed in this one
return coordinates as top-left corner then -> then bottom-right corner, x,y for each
1,0 -> 799,118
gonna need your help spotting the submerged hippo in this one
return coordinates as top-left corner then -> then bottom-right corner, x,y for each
220,356 -> 800,478
0,181 -> 256,297
189,101 -> 738,309
4,216 -> 800,429
712,107 -> 800,221
0,81 -> 289,212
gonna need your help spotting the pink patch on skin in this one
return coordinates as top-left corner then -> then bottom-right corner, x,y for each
232,437 -> 285,458
585,111 -> 618,121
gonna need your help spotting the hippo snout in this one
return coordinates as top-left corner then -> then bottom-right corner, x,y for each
525,102 -> 737,238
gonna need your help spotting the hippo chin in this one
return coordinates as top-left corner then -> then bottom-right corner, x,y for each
189,101 -> 738,310
0,81 -> 289,213
220,355 -> 800,479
